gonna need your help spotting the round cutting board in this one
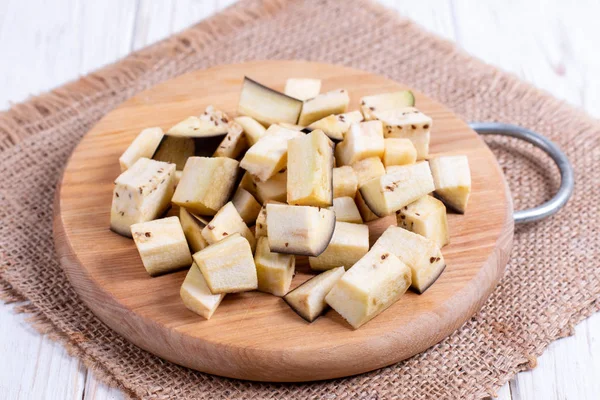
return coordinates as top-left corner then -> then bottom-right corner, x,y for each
54,60 -> 513,382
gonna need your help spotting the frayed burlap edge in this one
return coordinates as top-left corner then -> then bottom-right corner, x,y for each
1,0 -> 599,399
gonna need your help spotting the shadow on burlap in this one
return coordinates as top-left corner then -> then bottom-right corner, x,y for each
0,0 -> 598,399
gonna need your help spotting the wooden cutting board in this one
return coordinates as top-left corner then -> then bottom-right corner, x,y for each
54,60 -> 513,382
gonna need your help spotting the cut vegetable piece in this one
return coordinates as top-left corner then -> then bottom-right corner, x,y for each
332,166 -> 358,198
374,107 -> 432,159
354,191 -> 379,222
309,221 -> 369,271
180,262 -> 225,319
397,195 -> 449,247
238,77 -> 303,126
172,156 -> 239,216
110,158 -> 176,237
254,237 -> 295,296
167,106 -> 230,137
359,161 -> 435,217
298,89 -> 350,126
201,202 -> 256,252
287,130 -> 334,207
429,155 -> 471,213
232,187 -> 262,225
240,125 -> 303,181
284,267 -> 345,322
234,116 -> 266,146
179,207 -> 209,253
372,226 -> 445,293
335,120 -> 384,166
193,233 -> 257,294
254,200 -> 283,238
255,169 -> 287,203
360,90 -> 415,120
383,138 -> 417,167
331,196 -> 362,223
213,122 -> 248,159
351,156 -> 386,187
119,127 -> 164,172
284,78 -> 322,101
307,111 -> 364,141
325,246 -> 412,329
266,203 -> 336,256
152,136 -> 196,170
131,216 -> 192,276
239,171 -> 259,200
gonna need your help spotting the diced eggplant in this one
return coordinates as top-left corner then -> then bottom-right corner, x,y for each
179,207 -> 209,253
287,130 -> 334,207
213,122 -> 248,159
309,221 -> 369,271
266,203 -> 335,256
359,161 -> 435,217
172,157 -> 239,216
298,89 -> 350,126
330,196 -> 362,224
152,136 -> 196,170
131,216 -> 192,276
254,237 -> 295,296
351,156 -> 386,187
374,107 -> 432,159
335,120 -> 384,166
110,158 -> 176,237
307,111 -> 364,141
180,262 -> 225,319
232,187 -> 262,225
360,90 -> 415,120
201,202 -> 256,252
325,246 -> 412,329
284,78 -> 321,101
238,77 -> 303,127
354,191 -> 379,222
397,195 -> 449,248
234,116 -> 266,146
429,155 -> 471,213
254,200 -> 284,238
239,171 -> 260,200
283,267 -> 345,322
372,225 -> 446,294
192,233 -> 257,294
167,106 -> 230,137
119,127 -> 164,172
383,138 -> 417,167
255,169 -> 287,203
332,166 -> 358,198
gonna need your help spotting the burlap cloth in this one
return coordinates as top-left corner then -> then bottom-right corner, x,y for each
0,0 -> 598,399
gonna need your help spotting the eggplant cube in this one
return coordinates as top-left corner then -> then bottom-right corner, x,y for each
309,221 -> 369,271
266,203 -> 335,256
383,138 -> 417,167
332,166 -> 358,198
238,77 -> 303,127
232,187 -> 262,225
429,155 -> 471,213
255,169 -> 287,203
331,196 -> 362,224
240,125 -> 303,182
397,195 -> 449,248
110,158 -> 176,237
167,106 -> 230,137
308,111 -> 364,141
213,122 -> 248,159
180,207 -> 209,254
374,107 -> 432,159
354,191 -> 379,222
239,171 -> 260,200
131,216 -> 193,276
298,89 -> 350,126
335,120 -> 384,166
201,202 -> 256,252
192,233 -> 257,294
172,156 -> 239,216
360,90 -> 415,120
325,247 -> 412,329
284,266 -> 345,322
119,127 -> 164,172
254,237 -> 295,296
287,129 -> 334,207
234,116 -> 266,146
372,226 -> 446,293
180,262 -> 225,319
352,156 -> 386,187
284,78 -> 322,101
359,161 -> 435,217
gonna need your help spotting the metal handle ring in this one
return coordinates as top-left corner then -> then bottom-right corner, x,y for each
468,122 -> 574,224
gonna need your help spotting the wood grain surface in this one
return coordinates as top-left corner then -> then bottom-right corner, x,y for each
53,60 -> 513,382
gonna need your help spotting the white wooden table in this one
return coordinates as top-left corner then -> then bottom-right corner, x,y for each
1,1 -> 599,399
